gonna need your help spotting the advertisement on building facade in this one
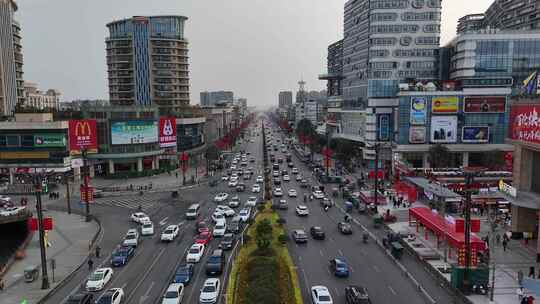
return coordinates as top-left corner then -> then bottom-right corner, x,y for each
409,126 -> 426,143
111,121 -> 158,145
430,116 -> 457,143
432,96 -> 459,113
462,126 -> 489,143
463,96 -> 506,113
34,134 -> 66,147
410,97 -> 427,125
0,152 -> 50,159
159,117 -> 177,148
509,104 -> 540,144
69,119 -> 98,155
378,114 -> 391,141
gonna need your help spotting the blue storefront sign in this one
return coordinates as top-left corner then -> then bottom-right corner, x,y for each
410,97 -> 427,125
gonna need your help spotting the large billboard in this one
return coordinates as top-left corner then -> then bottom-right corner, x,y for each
34,134 -> 66,147
432,96 -> 459,113
462,126 -> 489,143
509,104 -> 540,144
410,97 -> 427,125
159,117 -> 177,148
430,116 -> 457,143
69,119 -> 98,155
111,121 -> 158,145
409,127 -> 426,144
463,96 -> 506,113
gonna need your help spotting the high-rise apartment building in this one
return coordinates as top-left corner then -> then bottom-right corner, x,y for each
319,40 -> 344,100
200,91 -> 234,106
0,0 -> 24,116
278,91 -> 293,109
106,15 -> 190,114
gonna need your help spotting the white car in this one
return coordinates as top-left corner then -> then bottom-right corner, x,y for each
85,268 -> 113,291
245,196 -> 257,207
131,212 -> 150,224
161,283 -> 184,304
252,184 -> 261,193
313,190 -> 325,199
273,188 -> 283,197
0,206 -> 23,216
96,288 -> 124,304
141,221 -> 154,236
311,285 -> 333,304
214,193 -> 229,202
238,208 -> 251,222
216,205 -> 235,217
211,211 -> 225,223
213,220 -> 227,237
296,175 -> 303,181
288,189 -> 297,197
221,175 -> 229,181
122,229 -> 139,247
292,168 -> 299,174
186,243 -> 205,263
161,225 -> 179,242
199,278 -> 220,304
228,180 -> 238,187
296,205 -> 309,216
283,175 -> 290,181
256,176 -> 264,183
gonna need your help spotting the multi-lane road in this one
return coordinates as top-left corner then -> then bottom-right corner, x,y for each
44,123 -> 264,304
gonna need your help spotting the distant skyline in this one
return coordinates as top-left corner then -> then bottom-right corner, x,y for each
17,0 -> 493,109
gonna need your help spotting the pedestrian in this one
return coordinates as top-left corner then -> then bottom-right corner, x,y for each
503,239 -> 508,251
175,172 -> 178,179
530,266 -> 536,278
517,287 -> 524,301
95,245 -> 101,259
518,269 -> 524,285
0,277 -> 4,291
496,234 -> 501,246
88,258 -> 94,271
527,295 -> 535,304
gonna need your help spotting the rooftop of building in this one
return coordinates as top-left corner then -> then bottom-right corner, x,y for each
446,28 -> 540,46
106,15 -> 188,27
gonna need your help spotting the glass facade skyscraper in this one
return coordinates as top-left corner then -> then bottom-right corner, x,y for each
106,16 -> 190,115
0,0 -> 23,116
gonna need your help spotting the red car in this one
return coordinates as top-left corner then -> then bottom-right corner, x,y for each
194,231 -> 212,245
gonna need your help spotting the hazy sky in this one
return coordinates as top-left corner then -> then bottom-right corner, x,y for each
17,0 -> 493,109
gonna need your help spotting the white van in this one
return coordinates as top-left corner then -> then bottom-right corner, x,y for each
185,204 -> 201,220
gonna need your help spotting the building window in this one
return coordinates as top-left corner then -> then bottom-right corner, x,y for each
371,0 -> 409,9
423,24 -> 441,33
21,135 -> 34,147
415,36 -> 440,45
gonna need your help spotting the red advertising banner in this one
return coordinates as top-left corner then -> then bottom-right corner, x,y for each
509,104 -> 540,144
159,117 -> 177,148
42,217 -> 53,231
463,96 -> 506,113
69,120 -> 98,155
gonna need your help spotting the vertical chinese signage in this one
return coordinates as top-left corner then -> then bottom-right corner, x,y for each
159,117 -> 177,148
378,114 -> 391,141
68,120 -> 98,155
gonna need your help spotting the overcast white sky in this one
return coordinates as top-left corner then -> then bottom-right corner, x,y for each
17,0 -> 493,109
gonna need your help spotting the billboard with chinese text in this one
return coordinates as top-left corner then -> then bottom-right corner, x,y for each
159,117 -> 177,148
111,121 -> 158,145
463,96 -> 506,113
69,119 -> 98,155
509,104 -> 540,144
432,96 -> 459,113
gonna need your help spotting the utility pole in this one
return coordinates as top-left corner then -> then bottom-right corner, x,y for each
82,149 -> 91,222
374,144 -> 380,209
34,176 -> 50,290
65,177 -> 71,215
462,167 -> 483,293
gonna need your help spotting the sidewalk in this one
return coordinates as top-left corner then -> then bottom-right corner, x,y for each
1,210 -> 99,304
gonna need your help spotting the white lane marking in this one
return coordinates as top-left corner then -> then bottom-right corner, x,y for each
124,247 -> 166,303
319,249 -> 324,257
329,237 -> 335,242
373,265 -> 381,273
338,249 -> 344,257
388,285 -> 397,295
301,268 -> 310,290
334,287 -> 340,296
139,281 -> 155,303
159,217 -> 168,226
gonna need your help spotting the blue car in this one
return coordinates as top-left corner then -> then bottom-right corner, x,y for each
110,245 -> 134,267
173,263 -> 194,285
329,258 -> 350,277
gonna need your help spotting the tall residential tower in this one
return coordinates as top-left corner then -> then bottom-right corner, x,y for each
106,15 -> 190,114
0,0 -> 24,116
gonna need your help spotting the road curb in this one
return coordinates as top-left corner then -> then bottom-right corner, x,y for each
95,180 -> 210,198
36,213 -> 102,304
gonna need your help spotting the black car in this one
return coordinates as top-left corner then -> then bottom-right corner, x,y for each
310,226 -> 325,240
281,170 -> 288,176
66,293 -> 94,304
273,178 -> 281,185
219,233 -> 235,250
338,222 -> 353,234
236,183 -> 246,192
345,285 -> 371,304
206,249 -> 225,276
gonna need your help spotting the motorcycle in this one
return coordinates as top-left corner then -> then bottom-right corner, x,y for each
362,233 -> 369,244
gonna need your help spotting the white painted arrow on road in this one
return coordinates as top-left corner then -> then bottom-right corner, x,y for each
139,281 -> 155,304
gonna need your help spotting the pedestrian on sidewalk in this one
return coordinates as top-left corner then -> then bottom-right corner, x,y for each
88,258 -> 94,271
518,269 -> 524,285
175,172 -> 178,179
95,245 -> 101,259
518,287 -> 525,301
529,266 -> 536,278
503,238 -> 508,251
527,295 -> 535,304
496,234 -> 501,246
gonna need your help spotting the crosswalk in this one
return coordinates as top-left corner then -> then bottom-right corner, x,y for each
93,193 -> 168,211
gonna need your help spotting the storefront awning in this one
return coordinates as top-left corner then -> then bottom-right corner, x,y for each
498,190 -> 540,210
404,176 -> 462,199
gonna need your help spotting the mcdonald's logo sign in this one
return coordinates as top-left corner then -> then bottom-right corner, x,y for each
69,119 -> 98,156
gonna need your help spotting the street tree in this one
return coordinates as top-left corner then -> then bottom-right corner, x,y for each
255,219 -> 273,250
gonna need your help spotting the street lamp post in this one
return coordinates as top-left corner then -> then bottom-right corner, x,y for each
373,144 -> 380,209
82,149 -> 91,222
33,175 -> 50,290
